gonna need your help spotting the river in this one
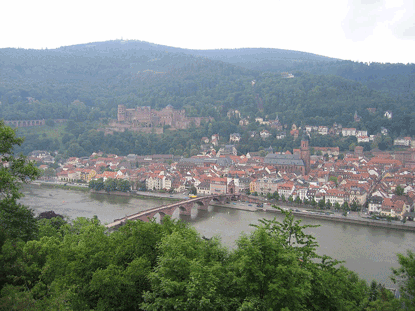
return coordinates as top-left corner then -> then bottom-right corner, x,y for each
20,185 -> 415,288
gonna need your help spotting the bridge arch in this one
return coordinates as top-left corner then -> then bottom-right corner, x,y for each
154,212 -> 166,223
175,204 -> 192,216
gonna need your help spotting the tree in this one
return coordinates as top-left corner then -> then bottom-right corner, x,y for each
0,121 -> 40,294
334,202 -> 341,211
351,200 -> 359,211
89,178 -> 104,191
240,207 -> 371,310
392,250 -> 415,309
329,176 -> 338,186
0,121 -> 40,242
45,119 -> 55,127
117,179 -> 131,192
395,185 -> 405,196
142,220 -> 229,311
318,198 -> 326,209
42,167 -> 56,179
325,201 -> 332,210
273,191 -> 280,201
104,178 -> 117,192
189,185 -> 197,195
342,201 -> 350,212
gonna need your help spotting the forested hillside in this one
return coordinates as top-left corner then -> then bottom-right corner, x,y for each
1,40 -> 414,156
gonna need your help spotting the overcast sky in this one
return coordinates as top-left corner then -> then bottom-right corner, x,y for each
2,0 -> 414,63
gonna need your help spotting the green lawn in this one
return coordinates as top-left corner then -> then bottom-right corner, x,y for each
16,123 -> 67,141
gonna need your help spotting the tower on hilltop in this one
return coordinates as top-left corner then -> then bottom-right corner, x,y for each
300,137 -> 310,175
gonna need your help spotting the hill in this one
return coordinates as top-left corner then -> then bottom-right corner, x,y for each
1,39 -> 415,157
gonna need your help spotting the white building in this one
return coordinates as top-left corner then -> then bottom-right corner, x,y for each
342,128 -> 356,136
229,133 -> 241,143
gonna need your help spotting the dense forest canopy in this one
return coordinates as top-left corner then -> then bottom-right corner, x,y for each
1,40 -> 414,156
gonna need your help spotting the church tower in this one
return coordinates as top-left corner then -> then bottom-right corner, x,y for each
300,137 -> 310,175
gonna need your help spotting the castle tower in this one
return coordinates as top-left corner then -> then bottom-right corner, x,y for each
300,137 -> 310,175
118,105 -> 126,122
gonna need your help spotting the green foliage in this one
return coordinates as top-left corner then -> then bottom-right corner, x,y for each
395,185 -> 405,196
117,179 -> 131,192
392,250 -> 415,309
0,204 -> 409,310
334,202 -> 341,210
342,201 -> 350,211
104,178 -> 117,192
2,42 -> 415,158
0,121 -> 40,244
89,178 -> 130,193
189,185 -> 197,195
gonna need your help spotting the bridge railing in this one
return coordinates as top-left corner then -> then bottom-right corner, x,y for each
108,194 -> 239,227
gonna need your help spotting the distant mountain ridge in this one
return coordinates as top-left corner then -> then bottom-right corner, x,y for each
1,39 -> 415,139
53,40 -> 415,99
53,40 -> 339,71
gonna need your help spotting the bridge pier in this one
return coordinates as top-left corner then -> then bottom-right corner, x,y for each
106,194 -> 248,229
178,202 -> 193,216
195,197 -> 212,210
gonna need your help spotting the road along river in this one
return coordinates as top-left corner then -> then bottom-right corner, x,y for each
20,185 -> 415,288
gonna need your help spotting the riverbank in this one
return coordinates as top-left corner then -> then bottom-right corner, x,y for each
219,202 -> 415,232
32,182 -> 181,202
31,182 -> 415,232
34,182 -> 90,192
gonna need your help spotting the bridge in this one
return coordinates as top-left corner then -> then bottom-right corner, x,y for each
4,119 -> 67,128
106,193 -> 257,229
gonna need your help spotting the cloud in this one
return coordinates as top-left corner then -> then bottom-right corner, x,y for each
342,0 -> 388,41
342,0 -> 415,41
388,2 -> 415,40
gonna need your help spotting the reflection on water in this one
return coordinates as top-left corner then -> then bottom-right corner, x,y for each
20,185 -> 415,288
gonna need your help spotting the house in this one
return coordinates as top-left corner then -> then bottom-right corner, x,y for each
342,128 -> 356,137
276,132 -> 286,140
196,181 -> 211,195
348,187 -> 367,205
384,111 -> 393,119
312,147 -> 340,156
368,195 -> 383,214
255,118 -> 270,125
227,109 -> 241,119
357,130 -> 368,137
277,182 -> 295,198
380,198 -> 405,218
255,177 -> 280,195
260,130 -> 271,139
325,189 -> 347,205
239,118 -> 249,126
211,134 -> 220,146
318,126 -> 328,135
146,174 -> 170,190
229,133 -> 241,143
218,145 -> 237,156
394,137 -> 411,147
357,136 -> 370,143
210,177 -> 227,194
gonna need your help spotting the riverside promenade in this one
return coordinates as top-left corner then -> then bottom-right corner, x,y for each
219,201 -> 415,232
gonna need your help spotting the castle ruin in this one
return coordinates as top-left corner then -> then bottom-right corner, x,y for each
106,105 -> 209,134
